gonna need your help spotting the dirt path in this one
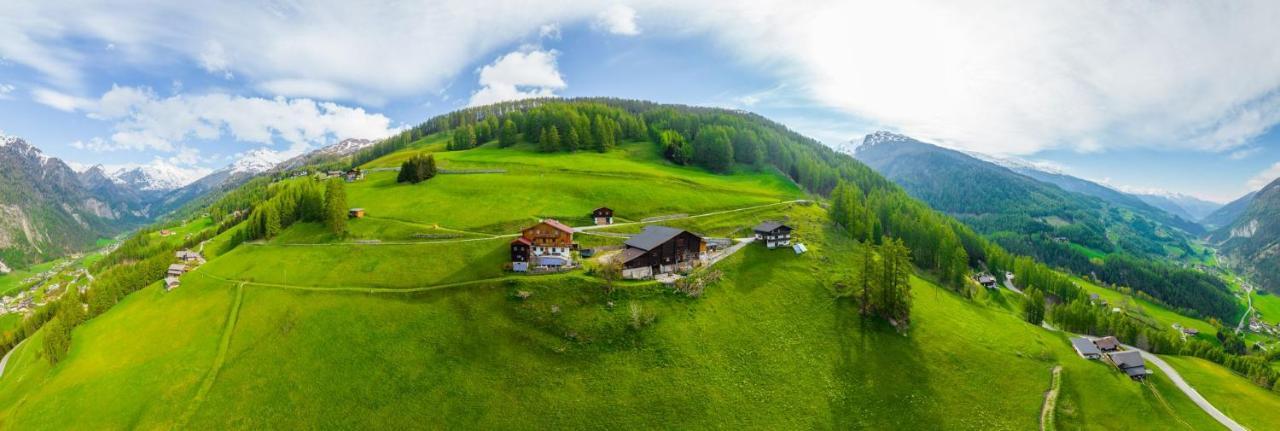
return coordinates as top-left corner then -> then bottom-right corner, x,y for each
1040,365 -> 1062,431
574,200 -> 809,232
175,282 -> 245,429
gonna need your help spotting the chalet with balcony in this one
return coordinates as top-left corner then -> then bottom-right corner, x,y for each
520,219 -> 575,268
592,207 -> 614,225
510,237 -> 532,272
752,221 -> 793,249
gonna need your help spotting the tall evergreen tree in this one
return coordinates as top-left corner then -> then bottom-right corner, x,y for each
324,179 -> 347,236
499,119 -> 518,148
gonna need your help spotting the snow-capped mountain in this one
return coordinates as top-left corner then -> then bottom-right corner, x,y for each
315,138 -> 375,157
229,148 -> 287,175
109,164 -> 208,191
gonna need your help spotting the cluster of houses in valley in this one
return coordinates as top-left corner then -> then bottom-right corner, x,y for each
1070,336 -> 1152,380
165,249 -> 204,291
310,168 -> 365,182
509,206 -> 802,280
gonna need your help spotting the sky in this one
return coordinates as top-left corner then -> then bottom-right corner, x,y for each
2,1 -> 1280,203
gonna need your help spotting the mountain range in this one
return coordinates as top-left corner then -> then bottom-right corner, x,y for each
0,135 -> 377,269
1210,178 -> 1280,291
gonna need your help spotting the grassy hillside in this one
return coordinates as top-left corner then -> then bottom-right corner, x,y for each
1159,355 -> 1280,430
0,102 -> 1257,429
0,201 -> 1220,429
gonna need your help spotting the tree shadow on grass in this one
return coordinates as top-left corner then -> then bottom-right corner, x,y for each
829,300 -> 945,429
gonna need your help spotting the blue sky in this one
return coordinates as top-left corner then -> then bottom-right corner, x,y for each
2,1 -> 1279,203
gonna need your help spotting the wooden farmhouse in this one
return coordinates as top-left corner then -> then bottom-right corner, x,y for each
164,276 -> 180,291
510,237 -> 532,272
167,264 -> 187,277
1107,350 -> 1151,380
1070,337 -> 1102,360
518,219 -> 576,268
176,250 -> 200,262
592,207 -> 614,225
976,273 -> 998,289
1094,336 -> 1121,352
619,225 -> 706,279
345,168 -> 365,182
752,221 -> 793,249
349,208 -> 366,218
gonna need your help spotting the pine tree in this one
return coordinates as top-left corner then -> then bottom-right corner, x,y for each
324,178 -> 347,236
1022,287 -> 1046,325
547,125 -> 561,151
264,202 -> 282,238
499,119 -> 518,148
566,127 -> 580,152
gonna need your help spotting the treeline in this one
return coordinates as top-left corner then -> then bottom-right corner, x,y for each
397,153 -> 437,184
233,178 -> 348,245
1051,298 -> 1280,390
835,237 -> 914,326
994,232 -> 1237,320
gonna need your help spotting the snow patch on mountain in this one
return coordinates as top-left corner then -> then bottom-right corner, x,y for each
109,164 -> 209,191
229,148 -> 287,174
966,151 -> 1066,175
862,131 -> 912,147
316,138 -> 375,156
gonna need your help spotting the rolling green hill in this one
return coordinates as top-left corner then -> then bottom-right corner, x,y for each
0,99 -> 1273,429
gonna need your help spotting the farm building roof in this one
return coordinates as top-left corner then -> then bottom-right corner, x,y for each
1108,350 -> 1145,370
511,237 -> 532,245
541,219 -> 574,234
752,221 -> 789,233
1070,337 -> 1101,356
618,248 -> 647,263
168,264 -> 187,272
625,225 -> 688,251
1095,336 -> 1120,350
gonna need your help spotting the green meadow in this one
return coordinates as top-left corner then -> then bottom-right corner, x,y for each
1159,355 -> 1280,430
1071,276 -> 1219,342
0,201 -> 1223,430
0,142 -> 1253,429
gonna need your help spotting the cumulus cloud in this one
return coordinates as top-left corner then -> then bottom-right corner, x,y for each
6,1 -> 1280,156
595,5 -> 640,36
63,85 -> 397,153
1247,162 -> 1280,191
0,83 -> 14,99
198,40 -> 233,79
32,87 -> 94,112
468,49 -> 567,107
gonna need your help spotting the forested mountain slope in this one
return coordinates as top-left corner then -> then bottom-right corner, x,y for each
1212,177 -> 1280,292
1202,190 -> 1258,231
0,136 -> 138,267
854,132 -> 1237,320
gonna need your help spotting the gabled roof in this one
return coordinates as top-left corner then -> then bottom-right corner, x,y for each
1070,337 -> 1101,356
168,264 -> 187,272
1109,350 -> 1145,369
511,237 -> 531,246
1095,336 -> 1120,350
753,221 -> 790,233
625,225 -> 689,251
593,206 -> 612,213
618,247 -> 647,263
540,219 -> 574,234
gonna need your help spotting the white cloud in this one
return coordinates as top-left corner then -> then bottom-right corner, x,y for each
198,40 -> 233,79
32,87 -> 93,111
1229,147 -> 1264,160
468,49 -> 566,107
62,85 -> 397,154
1247,162 -> 1280,191
539,23 -> 562,40
595,5 -> 640,36
0,1 -> 599,102
4,1 -> 1280,157
0,83 -> 14,99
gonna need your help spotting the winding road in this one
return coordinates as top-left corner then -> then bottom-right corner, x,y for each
0,339 -> 27,380
1081,336 -> 1246,431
